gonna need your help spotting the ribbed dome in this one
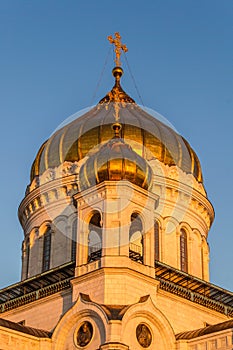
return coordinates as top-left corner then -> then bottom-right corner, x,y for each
30,102 -> 203,184
79,136 -> 153,191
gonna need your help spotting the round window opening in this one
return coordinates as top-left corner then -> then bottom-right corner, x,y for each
76,321 -> 93,347
136,323 -> 152,348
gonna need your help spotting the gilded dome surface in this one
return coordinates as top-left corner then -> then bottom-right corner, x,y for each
31,102 -> 203,183
79,135 -> 153,191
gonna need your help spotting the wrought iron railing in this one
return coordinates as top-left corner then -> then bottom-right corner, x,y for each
0,279 -> 71,313
88,243 -> 102,262
129,242 -> 143,263
155,260 -> 233,316
0,262 -> 75,313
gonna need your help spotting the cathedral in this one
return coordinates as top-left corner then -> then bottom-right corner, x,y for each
1,33 -> 233,350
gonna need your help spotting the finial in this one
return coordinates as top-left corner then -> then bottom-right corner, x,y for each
112,122 -> 122,138
108,32 -> 128,67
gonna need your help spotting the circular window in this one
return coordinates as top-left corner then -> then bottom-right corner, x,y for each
136,323 -> 152,348
76,321 -> 93,347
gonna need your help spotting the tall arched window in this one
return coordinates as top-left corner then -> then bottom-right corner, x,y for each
42,226 -> 51,272
154,221 -> 160,261
71,219 -> 77,262
180,229 -> 188,272
88,212 -> 102,262
129,213 -> 143,263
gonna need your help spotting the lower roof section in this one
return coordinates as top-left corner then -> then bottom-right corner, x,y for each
0,317 -> 51,338
176,319 -> 233,340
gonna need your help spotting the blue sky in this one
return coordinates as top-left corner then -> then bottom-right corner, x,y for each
0,1 -> 232,289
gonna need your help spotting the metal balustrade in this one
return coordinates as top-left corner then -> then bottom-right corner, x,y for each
155,260 -> 233,316
88,243 -> 102,262
0,262 -> 74,313
129,242 -> 143,263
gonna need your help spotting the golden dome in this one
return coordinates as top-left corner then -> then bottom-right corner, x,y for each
31,100 -> 203,184
79,134 -> 153,191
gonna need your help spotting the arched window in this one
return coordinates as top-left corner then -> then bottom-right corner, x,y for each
71,219 -> 77,262
25,236 -> 30,278
129,213 -> 143,263
154,221 -> 160,261
42,226 -> 51,272
180,229 -> 188,272
88,212 -> 102,262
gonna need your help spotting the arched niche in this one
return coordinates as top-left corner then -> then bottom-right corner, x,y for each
88,211 -> 102,262
129,213 -> 143,263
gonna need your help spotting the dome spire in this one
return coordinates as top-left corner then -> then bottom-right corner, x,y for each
99,32 -> 135,105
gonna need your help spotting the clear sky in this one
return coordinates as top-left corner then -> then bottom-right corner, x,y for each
0,1 -> 232,289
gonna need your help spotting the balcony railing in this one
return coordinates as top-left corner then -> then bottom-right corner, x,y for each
129,242 -> 143,263
88,243 -> 102,262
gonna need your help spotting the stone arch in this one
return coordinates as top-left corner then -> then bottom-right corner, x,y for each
164,216 -> 179,235
121,296 -> 176,350
29,226 -> 39,246
39,220 -> 52,237
52,295 -> 107,350
68,211 -> 78,230
178,221 -> 192,235
53,214 -> 68,234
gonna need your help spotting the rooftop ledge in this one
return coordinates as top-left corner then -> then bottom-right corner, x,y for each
0,260 -> 232,317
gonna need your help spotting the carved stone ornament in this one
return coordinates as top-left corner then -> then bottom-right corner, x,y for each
76,321 -> 93,347
136,323 -> 152,348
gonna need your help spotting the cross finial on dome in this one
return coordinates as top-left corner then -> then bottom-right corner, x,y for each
108,32 -> 128,67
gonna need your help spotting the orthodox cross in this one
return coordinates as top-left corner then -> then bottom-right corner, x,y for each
108,32 -> 128,67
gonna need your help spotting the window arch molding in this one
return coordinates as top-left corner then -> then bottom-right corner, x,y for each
39,221 -> 53,237
53,215 -> 68,237
163,216 -> 179,235
82,209 -> 103,231
68,212 -> 78,230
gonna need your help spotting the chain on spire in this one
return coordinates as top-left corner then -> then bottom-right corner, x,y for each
108,32 -> 128,67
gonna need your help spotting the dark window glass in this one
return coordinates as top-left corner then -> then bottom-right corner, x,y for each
180,229 -> 188,272
71,219 -> 77,261
154,221 -> 159,261
42,227 -> 51,272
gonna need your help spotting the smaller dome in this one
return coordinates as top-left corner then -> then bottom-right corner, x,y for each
79,135 -> 153,191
